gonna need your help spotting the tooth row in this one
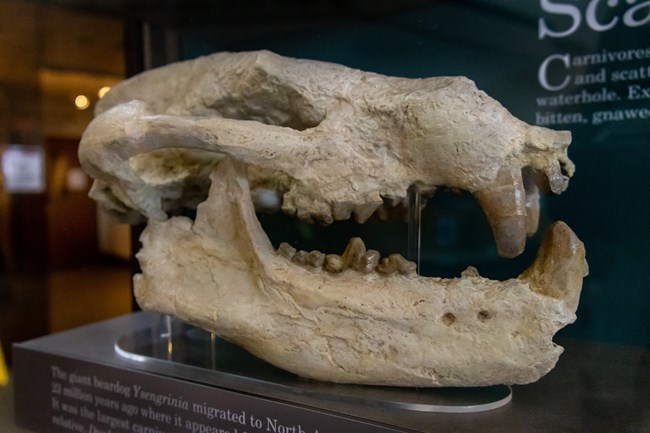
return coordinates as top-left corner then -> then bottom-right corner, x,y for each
287,194 -> 409,226
276,237 -> 416,276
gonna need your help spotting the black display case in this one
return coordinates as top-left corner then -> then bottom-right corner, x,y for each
14,312 -> 650,433
13,1 -> 650,432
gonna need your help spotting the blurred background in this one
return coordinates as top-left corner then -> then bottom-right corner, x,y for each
0,0 -> 131,364
1,0 -> 649,371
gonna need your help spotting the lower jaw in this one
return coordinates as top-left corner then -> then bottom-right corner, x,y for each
134,157 -> 587,387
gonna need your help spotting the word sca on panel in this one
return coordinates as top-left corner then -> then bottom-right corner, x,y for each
539,0 -> 650,39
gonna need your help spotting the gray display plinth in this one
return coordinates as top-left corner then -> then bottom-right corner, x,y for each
13,312 -> 650,433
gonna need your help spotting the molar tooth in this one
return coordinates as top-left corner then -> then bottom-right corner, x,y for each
332,202 -> 352,221
381,194 -> 403,207
312,212 -> 333,225
324,254 -> 343,273
353,200 -> 382,224
277,242 -> 296,260
377,257 -> 397,276
307,250 -> 326,268
342,237 -> 366,270
377,254 -> 416,276
281,203 -> 297,218
358,250 -> 380,274
376,201 -> 409,222
296,208 -> 314,224
474,165 -> 527,258
390,253 -> 417,276
461,266 -> 480,278
375,205 -> 389,221
291,250 -> 310,265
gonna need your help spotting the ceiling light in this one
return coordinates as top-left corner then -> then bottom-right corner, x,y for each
75,95 -> 90,110
98,86 -> 111,99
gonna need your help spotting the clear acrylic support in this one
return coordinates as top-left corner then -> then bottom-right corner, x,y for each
160,314 -> 174,361
407,184 -> 423,271
116,317 -> 512,413
210,332 -> 217,370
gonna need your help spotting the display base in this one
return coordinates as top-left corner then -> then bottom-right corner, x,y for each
13,312 -> 650,433
115,315 -> 512,414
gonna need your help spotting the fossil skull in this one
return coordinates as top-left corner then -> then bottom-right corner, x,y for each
79,51 -> 587,386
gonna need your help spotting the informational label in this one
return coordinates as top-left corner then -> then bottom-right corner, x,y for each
535,47 -> 650,127
13,348 -> 404,433
535,0 -> 650,127
1,144 -> 45,193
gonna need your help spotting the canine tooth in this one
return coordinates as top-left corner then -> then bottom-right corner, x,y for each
523,167 -> 546,237
474,165 -> 527,258
519,221 -> 588,312
389,254 -> 417,276
324,254 -> 343,273
291,250 -> 310,265
342,237 -> 366,270
524,183 -> 541,237
277,242 -> 296,260
307,250 -> 326,267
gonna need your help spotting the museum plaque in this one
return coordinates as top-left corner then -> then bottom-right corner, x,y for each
13,347 -> 407,433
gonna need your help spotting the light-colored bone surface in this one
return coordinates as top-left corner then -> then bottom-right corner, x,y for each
79,51 -> 587,386
81,50 -> 573,257
135,158 -> 586,386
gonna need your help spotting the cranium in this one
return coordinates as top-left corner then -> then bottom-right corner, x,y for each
79,51 -> 587,387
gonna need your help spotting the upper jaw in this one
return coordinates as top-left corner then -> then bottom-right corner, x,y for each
80,99 -> 573,260
135,156 -> 587,387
